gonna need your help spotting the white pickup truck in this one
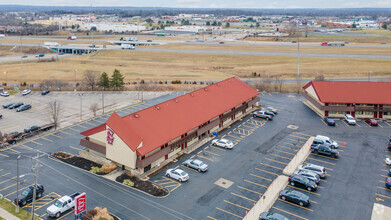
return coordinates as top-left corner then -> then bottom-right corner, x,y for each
46,192 -> 80,218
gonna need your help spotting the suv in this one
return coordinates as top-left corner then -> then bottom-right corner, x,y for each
289,174 -> 317,191
298,163 -> 327,178
253,111 -> 273,120
3,102 -> 15,108
16,104 -> 31,112
24,125 -> 41,133
293,169 -> 320,183
14,184 -> 44,206
313,135 -> 339,148
344,114 -> 356,125
8,102 -> 24,109
311,144 -> 339,158
41,89 -> 50,95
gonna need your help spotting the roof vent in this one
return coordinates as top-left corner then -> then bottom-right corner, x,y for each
134,114 -> 139,118
156,106 -> 160,110
174,99 -> 178,103
216,83 -> 220,87
190,93 -> 195,97
204,88 -> 208,91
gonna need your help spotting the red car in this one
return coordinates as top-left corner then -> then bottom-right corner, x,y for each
365,118 -> 378,126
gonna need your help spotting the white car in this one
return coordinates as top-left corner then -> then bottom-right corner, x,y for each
0,91 -> 9,97
344,114 -> 356,125
165,169 -> 189,182
386,158 -> 391,166
22,89 -> 31,96
211,139 -> 234,149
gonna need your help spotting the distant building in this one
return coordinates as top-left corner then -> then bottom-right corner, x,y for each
79,23 -> 146,32
164,26 -> 205,33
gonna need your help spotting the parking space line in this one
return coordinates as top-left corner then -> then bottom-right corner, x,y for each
287,185 -> 320,195
341,120 -> 350,127
216,207 -> 243,219
278,200 -> 314,211
50,133 -> 63,138
249,173 -> 272,181
94,118 -> 106,123
84,121 -> 96,126
259,163 -> 283,170
0,173 -> 10,178
69,146 -> 83,151
274,150 -> 296,156
270,153 -> 292,161
207,216 -> 217,220
381,169 -> 389,172
237,186 -> 263,195
0,176 -> 16,184
377,186 -> 391,192
19,144 -> 32,149
376,193 -> 391,200
0,182 -> 17,192
271,206 -> 309,220
266,158 -> 288,165
293,132 -> 311,137
288,135 -> 308,140
227,134 -> 243,140
5,184 -> 33,197
210,146 -> 226,151
77,124 -> 89,129
307,157 -> 336,166
40,137 -> 53,142
58,209 -> 74,219
384,121 -> 391,127
0,152 -> 9,157
7,148 -> 20,153
363,121 -> 372,127
378,123 -> 383,128
378,180 -> 385,183
181,165 -> 199,173
197,155 -> 214,162
381,174 -> 389,178
255,168 -> 278,176
231,192 -> 257,203
244,179 -> 268,188
283,142 -> 302,148
68,127 -> 80,132
286,138 -> 306,144
59,130 -> 72,135
276,145 -> 298,152
224,200 -> 250,210
310,153 -> 339,161
320,118 -> 329,126
29,140 -> 43,146
204,150 -> 220,156
356,122 -> 361,127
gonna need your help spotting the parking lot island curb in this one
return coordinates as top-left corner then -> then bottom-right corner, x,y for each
243,175 -> 289,220
282,136 -> 315,176
371,203 -> 391,220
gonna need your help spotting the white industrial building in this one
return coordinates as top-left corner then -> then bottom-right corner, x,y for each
164,26 -> 205,33
80,23 -> 146,32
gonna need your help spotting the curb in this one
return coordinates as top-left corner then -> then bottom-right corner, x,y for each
283,137 -> 314,176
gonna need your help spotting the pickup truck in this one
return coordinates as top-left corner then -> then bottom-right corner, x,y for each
252,110 -> 273,120
311,144 -> 339,158
46,192 -> 80,218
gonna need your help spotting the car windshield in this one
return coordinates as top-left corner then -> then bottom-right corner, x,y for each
180,171 -> 187,176
54,200 -> 63,208
22,190 -> 29,196
304,178 -> 310,184
197,162 -> 204,166
226,141 -> 232,145
347,116 -> 354,120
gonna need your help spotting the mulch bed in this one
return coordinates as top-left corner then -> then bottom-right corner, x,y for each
51,152 -> 105,175
116,173 -> 169,197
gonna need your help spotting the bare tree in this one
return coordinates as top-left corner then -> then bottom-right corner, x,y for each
274,75 -> 284,92
304,25 -> 311,38
285,23 -> 297,37
89,103 -> 99,117
83,70 -> 99,91
48,100 -> 62,130
315,73 -> 325,81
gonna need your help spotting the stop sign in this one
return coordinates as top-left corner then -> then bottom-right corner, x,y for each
75,192 -> 86,215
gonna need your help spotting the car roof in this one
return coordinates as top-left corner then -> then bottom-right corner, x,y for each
174,168 -> 185,173
193,159 -> 203,164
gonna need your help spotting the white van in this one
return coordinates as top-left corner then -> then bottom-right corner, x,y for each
313,135 -> 339,149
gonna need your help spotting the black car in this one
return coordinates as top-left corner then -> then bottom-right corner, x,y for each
8,102 -> 24,109
311,144 -> 339,158
14,184 -> 44,206
289,174 -> 317,191
41,89 -> 50,95
16,104 -> 31,112
323,117 -> 335,126
24,125 -> 41,133
260,212 -> 289,220
3,102 -> 15,108
279,189 -> 310,206
0,114 -> 2,119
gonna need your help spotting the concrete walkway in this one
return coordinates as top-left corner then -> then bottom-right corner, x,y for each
371,203 -> 391,220
0,207 -> 20,220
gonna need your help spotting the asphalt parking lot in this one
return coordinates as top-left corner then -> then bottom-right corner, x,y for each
0,91 -> 169,133
0,92 -> 390,220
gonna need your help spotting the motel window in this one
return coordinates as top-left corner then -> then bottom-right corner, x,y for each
364,111 -> 372,115
356,111 -> 363,115
384,112 -> 390,115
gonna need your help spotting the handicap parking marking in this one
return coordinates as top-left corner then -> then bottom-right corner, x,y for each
230,192 -> 257,203
271,206 -> 309,220
153,177 -> 181,192
241,123 -> 257,130
228,131 -> 245,139
25,192 -> 62,211
223,199 -> 251,210
226,133 -> 243,141
237,186 -> 263,196
215,207 -> 243,219
233,127 -> 253,136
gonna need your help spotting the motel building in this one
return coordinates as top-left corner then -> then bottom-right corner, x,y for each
302,81 -> 391,119
80,77 -> 260,175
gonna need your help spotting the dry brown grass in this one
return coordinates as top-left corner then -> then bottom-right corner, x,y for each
245,35 -> 391,43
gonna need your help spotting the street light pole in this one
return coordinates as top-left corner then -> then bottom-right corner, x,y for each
16,155 -> 21,213
102,90 -> 105,115
4,71 -> 7,86
74,69 -> 77,90
79,93 -> 84,121
20,28 -> 23,77
297,22 -> 300,78
30,152 -> 39,220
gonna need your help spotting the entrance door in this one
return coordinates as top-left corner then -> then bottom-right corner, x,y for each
379,112 -> 383,119
374,112 -> 378,118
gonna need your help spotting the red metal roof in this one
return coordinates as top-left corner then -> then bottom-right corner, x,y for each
80,123 -> 106,137
304,81 -> 391,104
82,77 -> 259,156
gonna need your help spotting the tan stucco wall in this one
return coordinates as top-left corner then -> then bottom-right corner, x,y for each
168,147 -> 181,158
306,85 -> 323,104
105,126 -> 137,169
89,130 -> 107,146
151,156 -> 165,168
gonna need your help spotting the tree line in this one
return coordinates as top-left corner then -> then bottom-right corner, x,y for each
84,69 -> 125,91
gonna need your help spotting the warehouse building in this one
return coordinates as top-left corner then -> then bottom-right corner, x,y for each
80,77 -> 260,174
302,81 -> 391,119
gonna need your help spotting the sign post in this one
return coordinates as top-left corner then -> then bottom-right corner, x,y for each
75,192 -> 86,219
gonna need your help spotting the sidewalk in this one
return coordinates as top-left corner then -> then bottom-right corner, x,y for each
0,207 -> 20,220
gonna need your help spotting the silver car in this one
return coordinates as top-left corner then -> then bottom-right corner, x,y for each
211,139 -> 234,149
294,169 -> 320,183
165,168 -> 189,182
298,163 -> 327,178
182,159 -> 208,172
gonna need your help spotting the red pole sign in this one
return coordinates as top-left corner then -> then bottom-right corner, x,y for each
75,192 -> 86,215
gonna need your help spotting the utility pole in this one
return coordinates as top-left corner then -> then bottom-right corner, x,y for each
16,155 -> 21,213
30,152 -> 39,220
102,90 -> 105,115
297,22 -> 300,78
20,27 -> 23,77
74,69 -> 77,90
79,93 -> 84,121
368,70 -> 370,82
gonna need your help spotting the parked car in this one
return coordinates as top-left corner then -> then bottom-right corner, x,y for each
0,114 -> 2,119
211,139 -> 234,149
22,89 -> 31,96
298,163 -> 327,178
24,125 -> 41,133
262,110 -> 275,117
252,111 -> 273,120
388,169 -> 391,176
59,52 -> 64,55
14,184 -> 44,206
386,178 -> 391,189
21,55 -> 28,58
323,117 -> 335,126
313,135 -> 339,148
311,144 -> 339,158
289,174 -> 317,191
16,104 -> 31,112
8,102 -> 23,109
260,212 -> 289,220
385,158 -> 391,166
365,118 -> 378,126
147,40 -> 152,42
0,91 -> 9,97
344,114 -> 356,125
292,41 -> 297,43
3,102 -> 15,108
279,190 -> 310,206
263,107 -> 278,114
46,192 -> 80,218
41,89 -> 50,95
293,170 -> 320,184
165,169 -> 189,182
182,159 -> 208,172
35,54 -> 44,57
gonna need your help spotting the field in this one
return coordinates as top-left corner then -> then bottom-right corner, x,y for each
246,34 -> 391,43
1,49 -> 391,85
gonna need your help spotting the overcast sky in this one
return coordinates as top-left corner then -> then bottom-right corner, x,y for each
0,0 -> 390,8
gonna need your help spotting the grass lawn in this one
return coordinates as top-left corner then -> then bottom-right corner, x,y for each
246,35 -> 391,43
0,199 -> 39,220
